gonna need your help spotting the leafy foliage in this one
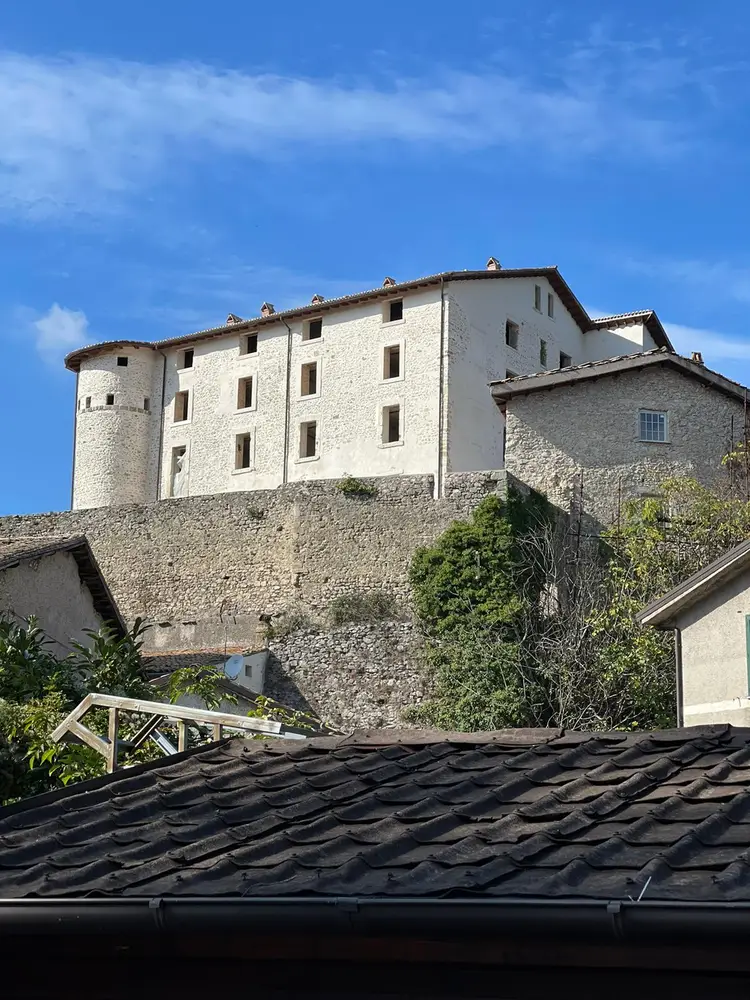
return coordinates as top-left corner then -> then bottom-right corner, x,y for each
328,590 -> 398,626
336,475 -> 378,498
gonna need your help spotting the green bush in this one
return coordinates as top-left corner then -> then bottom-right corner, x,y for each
336,475 -> 378,498
329,590 -> 398,625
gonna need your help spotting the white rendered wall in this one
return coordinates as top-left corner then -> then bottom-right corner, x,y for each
73,347 -> 160,509
444,277 -> 585,474
582,322 -> 656,361
157,290 -> 443,498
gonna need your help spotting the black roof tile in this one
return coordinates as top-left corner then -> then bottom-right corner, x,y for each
5,726 -> 750,900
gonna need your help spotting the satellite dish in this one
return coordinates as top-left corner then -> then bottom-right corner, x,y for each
224,654 -> 244,680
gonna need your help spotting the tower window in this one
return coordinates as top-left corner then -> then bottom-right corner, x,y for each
382,404 -> 401,444
386,300 -> 403,323
505,320 -> 519,349
174,390 -> 190,422
117,356 -> 128,367
240,333 -> 258,355
106,394 -> 115,406
559,351 -> 572,368
301,361 -> 318,396
181,348 -> 194,369
547,293 -> 554,318
299,420 -> 318,459
144,397 -> 150,412
237,376 -> 254,410
85,396 -> 91,409
534,285 -> 542,311
303,318 -> 323,341
235,433 -> 253,470
383,345 -> 401,380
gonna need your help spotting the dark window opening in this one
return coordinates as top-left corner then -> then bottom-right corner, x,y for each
540,339 -> 548,366
241,333 -> 258,355
181,349 -> 194,369
106,394 -> 115,406
305,318 -> 323,341
534,285 -> 542,311
174,390 -> 189,422
384,405 -> 401,444
236,433 -> 252,469
388,300 -> 404,323
384,345 -> 401,380
547,293 -> 554,318
505,320 -> 519,349
300,421 -> 317,458
84,396 -> 91,409
144,397 -> 150,412
301,362 -> 318,396
559,351 -> 572,368
238,376 -> 254,410
117,356 -> 128,367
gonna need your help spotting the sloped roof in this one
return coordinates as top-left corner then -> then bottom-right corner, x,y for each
638,539 -> 750,627
490,348 -> 749,405
64,266 -> 672,371
2,724 -> 750,901
0,536 -> 126,638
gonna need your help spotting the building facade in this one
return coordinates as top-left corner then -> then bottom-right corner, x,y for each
493,351 -> 747,528
66,261 -> 671,509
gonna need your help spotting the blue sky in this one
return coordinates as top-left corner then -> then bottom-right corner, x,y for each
3,0 -> 750,514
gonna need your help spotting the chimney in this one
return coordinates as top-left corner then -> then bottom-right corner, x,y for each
382,276 -> 397,287
486,257 -> 501,271
260,302 -> 276,317
691,351 -> 704,365
311,294 -> 325,304
226,313 -> 243,325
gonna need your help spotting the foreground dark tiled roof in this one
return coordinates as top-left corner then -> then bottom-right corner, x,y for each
3,725 -> 750,901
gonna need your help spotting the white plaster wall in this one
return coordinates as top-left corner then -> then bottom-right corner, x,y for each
74,347 -> 160,509
0,551 -> 103,657
582,323 -> 655,361
157,290 -> 443,497
444,277 -> 585,474
676,572 -> 750,726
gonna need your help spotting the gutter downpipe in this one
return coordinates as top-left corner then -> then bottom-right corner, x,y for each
282,319 -> 293,485
69,372 -> 79,510
436,277 -> 446,499
674,628 -> 684,727
2,896 -> 750,944
154,352 -> 167,501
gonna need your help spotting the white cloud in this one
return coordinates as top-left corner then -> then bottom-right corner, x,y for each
625,257 -> 750,305
664,321 -> 750,363
0,48 -> 695,215
32,304 -> 90,363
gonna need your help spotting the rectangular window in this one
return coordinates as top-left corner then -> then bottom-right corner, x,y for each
534,285 -> 542,311
117,356 -> 128,367
85,396 -> 91,409
237,376 -> 254,410
170,446 -> 186,497
559,351 -> 572,368
382,404 -> 401,444
505,320 -> 519,349
506,370 -> 519,380
181,348 -> 194,369
240,333 -> 258,355
547,293 -> 554,318
303,318 -> 323,341
639,410 -> 668,442
387,300 -> 403,323
174,390 -> 189,422
540,339 -> 548,366
383,345 -> 401,380
106,393 -> 115,406
299,420 -> 318,459
144,397 -> 150,412
301,361 -> 318,396
235,433 -> 252,470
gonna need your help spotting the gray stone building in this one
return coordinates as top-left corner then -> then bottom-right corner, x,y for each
492,348 -> 748,528
638,539 -> 750,727
0,536 -> 125,656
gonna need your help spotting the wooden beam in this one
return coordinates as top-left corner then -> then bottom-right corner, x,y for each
50,693 -> 94,743
65,719 -> 109,757
129,713 -> 164,750
107,707 -> 120,773
213,724 -> 223,741
177,720 -> 188,753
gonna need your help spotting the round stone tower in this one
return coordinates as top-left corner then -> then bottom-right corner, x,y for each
70,343 -> 160,509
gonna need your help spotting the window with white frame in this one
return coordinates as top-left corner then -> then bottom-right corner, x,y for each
505,320 -> 519,349
383,344 -> 401,380
299,420 -> 318,459
303,318 -> 323,341
174,390 -> 190,422
639,410 -> 668,442
235,432 -> 252,470
301,361 -> 318,396
382,404 -> 401,444
240,333 -> 258,356
237,376 -> 254,410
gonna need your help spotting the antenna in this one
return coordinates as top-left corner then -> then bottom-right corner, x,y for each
223,654 -> 244,680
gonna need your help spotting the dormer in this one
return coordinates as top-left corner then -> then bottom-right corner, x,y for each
260,302 -> 276,317
486,257 -> 502,271
226,313 -> 243,325
311,294 -> 325,304
382,277 -> 397,288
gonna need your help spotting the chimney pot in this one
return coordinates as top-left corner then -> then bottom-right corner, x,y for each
691,351 -> 704,365
486,257 -> 502,271
311,294 -> 325,304
382,276 -> 397,287
226,313 -> 243,325
260,302 -> 276,317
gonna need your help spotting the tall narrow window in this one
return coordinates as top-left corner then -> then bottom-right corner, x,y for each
559,351 -> 572,368
534,285 -> 542,311
505,320 -> 519,349
382,404 -> 401,444
301,361 -> 318,396
240,333 -> 258,355
170,446 -> 186,497
85,396 -> 91,409
181,348 -> 194,369
387,300 -> 404,323
383,345 -> 401,380
303,318 -> 323,341
639,410 -> 668,442
540,339 -> 548,366
144,397 -> 150,412
300,420 -> 318,458
174,390 -> 189,422
547,293 -> 554,318
106,394 -> 115,406
237,376 -> 254,410
235,433 -> 252,470
117,356 -> 128,367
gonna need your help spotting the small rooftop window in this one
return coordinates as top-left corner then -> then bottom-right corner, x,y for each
181,348 -> 194,369
117,356 -> 128,367
106,394 -> 115,406
304,318 -> 323,341
386,300 -> 404,323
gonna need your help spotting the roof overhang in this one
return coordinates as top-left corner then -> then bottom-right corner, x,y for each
638,539 -> 750,628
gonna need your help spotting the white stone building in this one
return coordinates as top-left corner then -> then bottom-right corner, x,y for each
65,260 -> 672,509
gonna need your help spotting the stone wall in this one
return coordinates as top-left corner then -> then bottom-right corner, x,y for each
266,621 -> 427,730
0,472 -> 510,655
